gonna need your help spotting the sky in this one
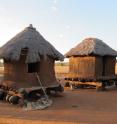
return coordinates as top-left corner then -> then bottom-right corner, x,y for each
0,0 -> 117,55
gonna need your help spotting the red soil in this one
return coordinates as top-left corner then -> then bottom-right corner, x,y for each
0,87 -> 117,124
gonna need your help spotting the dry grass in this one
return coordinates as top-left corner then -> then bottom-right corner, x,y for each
55,65 -> 69,74
0,67 -> 4,75
55,65 -> 69,79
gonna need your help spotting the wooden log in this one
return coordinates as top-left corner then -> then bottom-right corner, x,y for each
9,96 -> 20,104
64,80 -> 102,87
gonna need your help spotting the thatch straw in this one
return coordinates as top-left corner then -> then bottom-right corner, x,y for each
65,38 -> 117,57
0,24 -> 64,63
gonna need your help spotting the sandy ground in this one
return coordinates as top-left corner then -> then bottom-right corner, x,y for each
0,87 -> 117,124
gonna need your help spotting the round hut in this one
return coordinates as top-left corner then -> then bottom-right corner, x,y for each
0,24 -> 64,91
65,38 -> 117,89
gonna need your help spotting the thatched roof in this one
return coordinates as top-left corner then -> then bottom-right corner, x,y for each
65,38 -> 117,57
0,24 -> 64,63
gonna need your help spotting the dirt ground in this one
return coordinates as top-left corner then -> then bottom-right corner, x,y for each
0,87 -> 117,124
1,68 -> 117,124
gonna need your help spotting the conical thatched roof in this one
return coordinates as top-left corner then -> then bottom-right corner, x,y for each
65,38 -> 117,57
0,24 -> 64,63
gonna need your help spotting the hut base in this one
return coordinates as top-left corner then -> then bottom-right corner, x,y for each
64,77 -> 117,91
0,83 -> 64,105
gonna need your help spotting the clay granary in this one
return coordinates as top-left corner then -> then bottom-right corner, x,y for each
0,24 -> 64,91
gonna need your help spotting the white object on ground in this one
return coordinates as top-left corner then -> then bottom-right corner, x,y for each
23,97 -> 53,110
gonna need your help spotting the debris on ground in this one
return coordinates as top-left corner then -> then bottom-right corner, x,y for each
23,97 -> 53,110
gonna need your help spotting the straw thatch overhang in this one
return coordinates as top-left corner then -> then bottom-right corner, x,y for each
0,24 -> 64,63
65,38 -> 117,57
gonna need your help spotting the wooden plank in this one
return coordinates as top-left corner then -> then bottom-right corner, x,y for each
64,80 -> 102,87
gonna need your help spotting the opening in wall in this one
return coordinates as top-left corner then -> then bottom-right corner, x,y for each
28,62 -> 39,73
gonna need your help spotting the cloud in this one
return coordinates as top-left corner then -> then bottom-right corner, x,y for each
66,25 -> 71,29
53,0 -> 58,4
59,34 -> 64,38
51,6 -> 58,11
51,0 -> 59,12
